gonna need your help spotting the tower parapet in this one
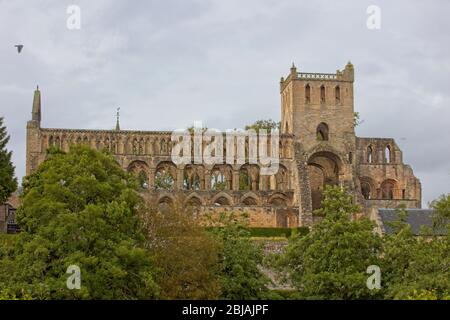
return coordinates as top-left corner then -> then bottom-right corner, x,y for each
280,61 -> 354,92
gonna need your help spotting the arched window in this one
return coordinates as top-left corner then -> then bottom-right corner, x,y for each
305,84 -> 311,104
269,165 -> 288,191
137,171 -> 149,189
211,171 -> 226,190
335,86 -> 341,104
155,162 -> 176,190
242,197 -> 257,206
316,122 -> 329,141
128,161 -> 150,190
184,165 -> 204,190
367,146 -> 373,163
361,182 -> 371,199
239,164 -> 260,191
269,197 -> 288,208
385,145 -> 392,163
158,196 -> 174,213
239,168 -> 250,190
139,138 -> 144,155
132,138 -> 138,154
381,179 -> 396,199
160,139 -> 166,154
214,196 -> 230,206
320,85 -> 326,103
55,136 -> 61,148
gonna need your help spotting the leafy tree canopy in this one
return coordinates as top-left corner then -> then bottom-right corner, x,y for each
0,117 -> 17,203
282,185 -> 382,299
0,145 -> 159,299
209,213 -> 270,299
245,119 -> 280,133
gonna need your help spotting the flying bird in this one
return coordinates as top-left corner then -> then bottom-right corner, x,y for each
14,45 -> 24,53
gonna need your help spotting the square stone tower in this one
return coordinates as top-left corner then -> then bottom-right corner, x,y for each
280,62 -> 357,213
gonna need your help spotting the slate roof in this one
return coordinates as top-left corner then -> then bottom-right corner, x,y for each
378,209 -> 447,236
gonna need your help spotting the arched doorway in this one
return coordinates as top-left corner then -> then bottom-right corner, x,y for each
307,151 -> 341,210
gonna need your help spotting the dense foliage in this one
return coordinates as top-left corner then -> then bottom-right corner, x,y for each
245,119 -> 280,133
0,144 -> 448,300
281,185 -> 382,299
144,205 -> 220,299
0,117 -> 17,203
0,145 -> 159,299
381,203 -> 449,299
209,213 -> 270,299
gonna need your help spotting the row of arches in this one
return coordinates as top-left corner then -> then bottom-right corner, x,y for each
157,192 -> 290,208
305,84 -> 341,104
47,134 -> 173,156
360,177 -> 405,200
366,144 -> 394,164
45,133 -> 293,159
129,161 -> 290,192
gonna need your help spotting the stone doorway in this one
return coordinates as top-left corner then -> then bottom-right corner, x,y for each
307,151 -> 341,210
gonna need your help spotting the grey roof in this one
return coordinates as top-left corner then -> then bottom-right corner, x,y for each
378,209 -> 447,236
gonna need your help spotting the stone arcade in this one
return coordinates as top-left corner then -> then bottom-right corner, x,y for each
25,62 -> 421,228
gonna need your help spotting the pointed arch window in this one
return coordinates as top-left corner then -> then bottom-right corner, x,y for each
320,85 -> 326,103
305,84 -> 311,104
385,145 -> 392,163
335,86 -> 341,104
367,146 -> 373,163
316,122 -> 329,141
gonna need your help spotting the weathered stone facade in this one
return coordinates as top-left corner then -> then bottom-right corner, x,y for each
25,62 -> 421,227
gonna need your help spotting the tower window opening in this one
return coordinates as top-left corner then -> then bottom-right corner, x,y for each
335,86 -> 341,104
367,146 -> 373,163
305,84 -> 311,104
385,145 -> 392,163
316,122 -> 329,141
320,85 -> 326,103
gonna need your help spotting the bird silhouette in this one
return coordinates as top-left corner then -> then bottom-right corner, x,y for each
14,45 -> 24,53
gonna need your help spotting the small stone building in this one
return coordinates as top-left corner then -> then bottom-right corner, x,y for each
25,62 -> 422,228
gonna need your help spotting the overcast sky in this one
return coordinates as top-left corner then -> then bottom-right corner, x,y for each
1,0 -> 449,206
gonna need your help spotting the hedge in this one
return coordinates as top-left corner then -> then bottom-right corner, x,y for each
206,227 -> 309,238
248,227 -> 309,238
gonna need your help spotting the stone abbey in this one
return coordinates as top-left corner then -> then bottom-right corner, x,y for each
25,62 -> 422,228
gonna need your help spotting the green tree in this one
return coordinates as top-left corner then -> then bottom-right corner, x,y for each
245,119 -> 280,133
209,213 -> 270,299
430,193 -> 450,231
380,205 -> 450,300
144,204 -> 220,299
0,117 -> 17,204
0,145 -> 159,299
354,112 -> 362,127
282,185 -> 382,299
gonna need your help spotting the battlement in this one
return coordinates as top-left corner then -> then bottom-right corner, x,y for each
297,72 -> 338,80
280,61 -> 354,92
